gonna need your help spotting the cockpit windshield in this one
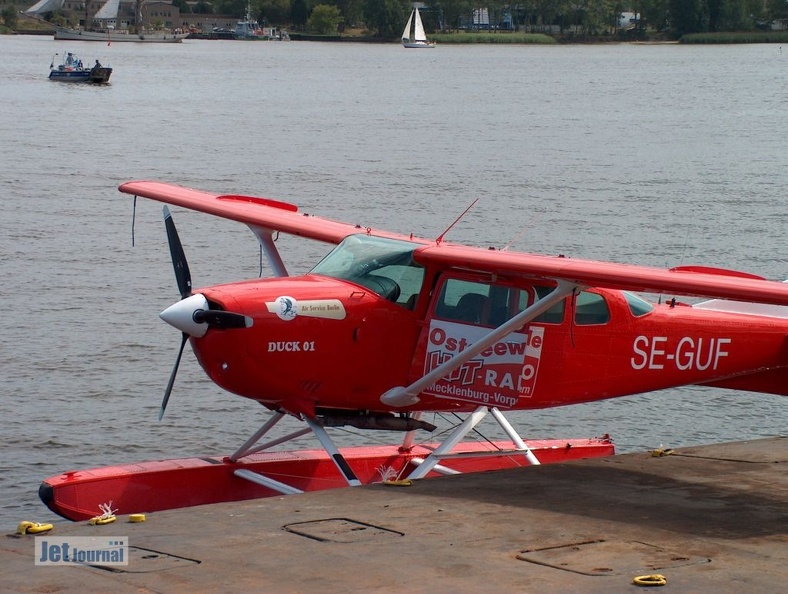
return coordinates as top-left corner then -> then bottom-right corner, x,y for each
310,235 -> 425,307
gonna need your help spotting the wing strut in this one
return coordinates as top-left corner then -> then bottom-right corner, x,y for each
381,280 -> 580,407
249,226 -> 289,277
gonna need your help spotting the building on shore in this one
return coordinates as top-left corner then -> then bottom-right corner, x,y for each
17,0 -> 258,36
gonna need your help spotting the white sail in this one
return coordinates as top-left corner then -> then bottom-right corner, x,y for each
413,8 -> 427,42
94,0 -> 120,20
402,7 -> 433,47
401,11 -> 414,42
25,0 -> 64,16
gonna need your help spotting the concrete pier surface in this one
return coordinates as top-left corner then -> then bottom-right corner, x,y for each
3,437 -> 786,592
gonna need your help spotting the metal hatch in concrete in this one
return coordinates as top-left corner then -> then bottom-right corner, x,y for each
90,546 -> 200,573
283,518 -> 404,543
516,539 -> 710,576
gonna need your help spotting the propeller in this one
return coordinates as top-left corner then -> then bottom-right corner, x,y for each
158,207 -> 252,420
160,206 -> 191,420
160,332 -> 188,421
164,206 -> 191,299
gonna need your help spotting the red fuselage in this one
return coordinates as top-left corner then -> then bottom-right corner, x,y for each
189,267 -> 788,418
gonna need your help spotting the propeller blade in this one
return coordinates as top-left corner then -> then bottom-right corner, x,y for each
160,332 -> 189,421
163,206 -> 192,299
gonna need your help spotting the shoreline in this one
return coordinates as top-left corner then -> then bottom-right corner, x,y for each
6,28 -> 788,45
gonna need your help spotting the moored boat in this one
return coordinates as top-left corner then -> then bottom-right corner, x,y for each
48,51 -> 112,83
25,0 -> 188,43
53,26 -> 187,43
229,1 -> 279,39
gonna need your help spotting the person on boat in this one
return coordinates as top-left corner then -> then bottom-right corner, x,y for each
95,60 -> 102,68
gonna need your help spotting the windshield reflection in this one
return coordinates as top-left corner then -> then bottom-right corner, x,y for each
310,235 -> 425,306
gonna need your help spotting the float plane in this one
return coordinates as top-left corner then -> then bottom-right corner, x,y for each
39,181 -> 788,520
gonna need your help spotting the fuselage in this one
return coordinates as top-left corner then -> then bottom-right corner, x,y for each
177,235 -> 788,418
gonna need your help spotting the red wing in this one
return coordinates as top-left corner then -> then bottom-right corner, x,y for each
415,244 -> 788,305
121,182 -> 788,305
119,181 -> 415,245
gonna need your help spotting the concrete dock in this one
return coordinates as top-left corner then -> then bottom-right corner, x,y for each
3,437 -> 786,593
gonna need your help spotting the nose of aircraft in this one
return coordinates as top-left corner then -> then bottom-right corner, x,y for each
160,294 -> 211,337
159,293 -> 254,337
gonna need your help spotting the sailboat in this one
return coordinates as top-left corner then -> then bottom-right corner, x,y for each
25,0 -> 188,42
401,7 -> 435,48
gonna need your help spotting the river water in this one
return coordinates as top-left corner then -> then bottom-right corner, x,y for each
1,35 -> 786,528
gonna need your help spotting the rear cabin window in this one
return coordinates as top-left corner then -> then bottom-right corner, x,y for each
532,285 -> 565,324
624,292 -> 654,317
574,291 -> 611,325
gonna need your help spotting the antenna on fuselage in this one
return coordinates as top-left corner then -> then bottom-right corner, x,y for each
435,198 -> 478,245
659,226 -> 693,305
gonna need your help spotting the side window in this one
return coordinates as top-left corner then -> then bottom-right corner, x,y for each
488,284 -> 524,326
435,279 -> 540,327
434,278 -> 571,327
574,291 -> 610,325
624,291 -> 654,317
435,279 -> 491,324
532,285 -> 565,324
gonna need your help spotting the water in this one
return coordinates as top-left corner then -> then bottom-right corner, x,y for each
1,36 -> 786,529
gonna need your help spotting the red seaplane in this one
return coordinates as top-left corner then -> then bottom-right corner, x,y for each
40,181 -> 788,521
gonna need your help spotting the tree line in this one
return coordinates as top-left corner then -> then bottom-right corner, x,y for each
8,0 -> 787,37
424,1 -> 788,35
190,0 -> 788,37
